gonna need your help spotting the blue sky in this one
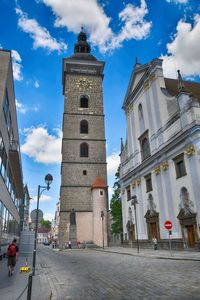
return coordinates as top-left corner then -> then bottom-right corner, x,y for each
1,0 -> 200,221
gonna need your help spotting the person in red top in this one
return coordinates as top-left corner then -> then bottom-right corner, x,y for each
7,238 -> 19,276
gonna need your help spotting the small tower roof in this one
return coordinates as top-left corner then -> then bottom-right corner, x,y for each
69,29 -> 97,61
92,176 -> 107,189
177,70 -> 185,92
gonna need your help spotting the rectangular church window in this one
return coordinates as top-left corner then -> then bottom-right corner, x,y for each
83,170 -> 87,175
173,154 -> 187,178
145,174 -> 153,192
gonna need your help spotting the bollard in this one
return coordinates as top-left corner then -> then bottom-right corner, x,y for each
27,273 -> 33,300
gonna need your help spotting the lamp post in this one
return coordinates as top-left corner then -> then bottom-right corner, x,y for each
100,210 -> 104,249
27,174 -> 53,300
131,195 -> 139,253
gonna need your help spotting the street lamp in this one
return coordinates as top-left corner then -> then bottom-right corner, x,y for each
131,195 -> 139,253
100,210 -> 104,249
27,174 -> 53,300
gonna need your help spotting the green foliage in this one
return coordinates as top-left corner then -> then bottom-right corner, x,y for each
40,219 -> 51,229
110,168 -> 123,234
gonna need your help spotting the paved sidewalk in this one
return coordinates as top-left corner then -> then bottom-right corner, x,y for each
93,246 -> 200,261
0,254 -> 52,300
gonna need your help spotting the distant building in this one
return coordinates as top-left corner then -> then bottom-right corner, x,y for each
59,30 -> 108,247
51,201 -> 60,243
0,50 -> 24,247
120,58 -> 200,250
37,228 -> 50,244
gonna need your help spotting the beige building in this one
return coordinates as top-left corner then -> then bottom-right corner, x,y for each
120,58 -> 200,250
0,50 -> 24,252
59,31 -> 108,247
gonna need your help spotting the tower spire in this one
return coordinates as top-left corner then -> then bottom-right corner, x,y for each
177,70 -> 185,92
74,28 -> 91,54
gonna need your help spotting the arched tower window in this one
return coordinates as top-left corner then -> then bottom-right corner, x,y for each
138,103 -> 145,132
80,142 -> 89,157
80,120 -> 88,134
138,103 -> 143,120
80,96 -> 89,108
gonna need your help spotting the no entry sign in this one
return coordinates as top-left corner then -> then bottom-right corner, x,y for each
164,220 -> 173,230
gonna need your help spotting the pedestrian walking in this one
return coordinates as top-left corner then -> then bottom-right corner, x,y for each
68,241 -> 72,249
77,240 -> 80,249
7,238 -> 19,276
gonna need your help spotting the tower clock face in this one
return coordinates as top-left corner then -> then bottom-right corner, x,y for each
76,76 -> 93,91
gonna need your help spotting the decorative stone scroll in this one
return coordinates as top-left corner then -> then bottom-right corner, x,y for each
185,145 -> 195,157
154,166 -> 161,175
161,161 -> 169,171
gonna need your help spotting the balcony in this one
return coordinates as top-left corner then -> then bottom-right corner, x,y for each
9,140 -> 23,199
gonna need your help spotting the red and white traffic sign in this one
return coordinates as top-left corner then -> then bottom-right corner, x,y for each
164,220 -> 173,230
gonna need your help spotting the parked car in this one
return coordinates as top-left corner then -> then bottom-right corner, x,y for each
43,241 -> 50,246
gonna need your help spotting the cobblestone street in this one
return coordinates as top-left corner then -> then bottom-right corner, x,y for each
37,246 -> 200,300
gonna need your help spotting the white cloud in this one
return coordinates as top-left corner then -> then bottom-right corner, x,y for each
21,126 -> 62,164
161,15 -> 200,78
107,151 -> 120,177
166,0 -> 188,3
109,1 -> 151,50
16,99 -> 27,114
43,212 -> 54,221
11,50 -> 23,81
32,104 -> 40,112
41,0 -> 151,53
16,7 -> 67,53
34,80 -> 40,88
32,194 -> 52,203
15,99 -> 40,114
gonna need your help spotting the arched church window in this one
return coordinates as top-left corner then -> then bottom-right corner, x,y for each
80,96 -> 89,108
80,142 -> 89,157
142,137 -> 151,160
138,103 -> 143,120
80,120 -> 88,134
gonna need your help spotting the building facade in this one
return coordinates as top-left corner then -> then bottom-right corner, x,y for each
0,50 -> 24,250
19,184 -> 31,231
120,58 -> 200,250
59,31 -> 108,247
51,201 -> 60,244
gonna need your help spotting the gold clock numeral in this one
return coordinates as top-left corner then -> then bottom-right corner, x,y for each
76,76 -> 93,91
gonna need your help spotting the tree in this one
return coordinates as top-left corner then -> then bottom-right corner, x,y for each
40,219 -> 51,229
110,168 -> 123,234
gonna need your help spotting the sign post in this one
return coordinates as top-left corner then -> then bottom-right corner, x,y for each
164,220 -> 173,256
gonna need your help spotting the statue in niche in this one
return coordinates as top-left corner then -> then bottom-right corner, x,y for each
70,208 -> 76,225
147,194 -> 156,214
128,207 -> 133,223
179,187 -> 194,213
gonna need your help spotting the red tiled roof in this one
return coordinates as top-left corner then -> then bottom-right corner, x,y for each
164,78 -> 200,100
92,176 -> 107,189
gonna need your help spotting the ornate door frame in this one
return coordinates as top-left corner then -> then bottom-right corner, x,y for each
144,210 -> 160,240
177,209 -> 198,248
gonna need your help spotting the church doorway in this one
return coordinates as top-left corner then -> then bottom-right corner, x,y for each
150,222 -> 158,239
144,194 -> 160,241
186,225 -> 195,248
177,187 -> 198,249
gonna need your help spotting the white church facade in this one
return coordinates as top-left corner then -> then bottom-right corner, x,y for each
119,58 -> 200,250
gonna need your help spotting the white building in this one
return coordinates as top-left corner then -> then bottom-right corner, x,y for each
120,58 -> 200,250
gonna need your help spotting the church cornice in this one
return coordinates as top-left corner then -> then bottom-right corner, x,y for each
120,124 -> 200,184
64,112 -> 105,117
62,138 -> 106,142
62,161 -> 107,165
